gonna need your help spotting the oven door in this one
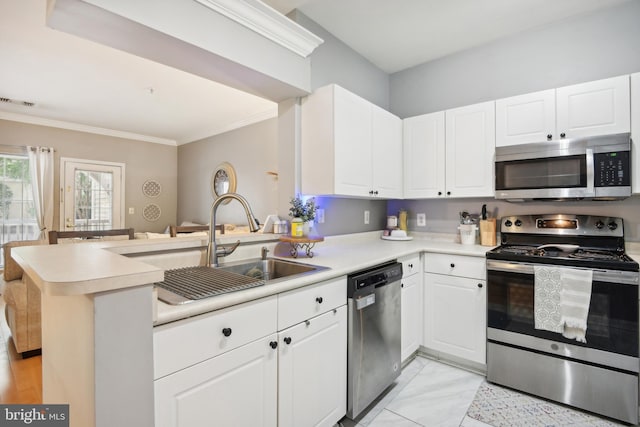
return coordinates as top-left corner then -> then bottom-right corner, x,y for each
487,260 -> 638,361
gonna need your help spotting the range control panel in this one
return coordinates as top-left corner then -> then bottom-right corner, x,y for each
595,151 -> 630,187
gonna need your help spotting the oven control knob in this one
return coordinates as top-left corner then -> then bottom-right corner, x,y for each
504,220 -> 513,227
595,220 -> 604,229
608,221 -> 618,231
514,219 -> 522,227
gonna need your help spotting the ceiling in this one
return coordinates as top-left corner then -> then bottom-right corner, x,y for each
0,0 -> 633,145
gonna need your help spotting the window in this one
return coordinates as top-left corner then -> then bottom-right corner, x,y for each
61,158 -> 124,231
0,153 -> 38,267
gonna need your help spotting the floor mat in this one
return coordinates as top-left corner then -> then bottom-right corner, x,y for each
466,381 -> 625,427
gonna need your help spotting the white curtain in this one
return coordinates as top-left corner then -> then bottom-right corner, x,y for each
27,146 -> 55,241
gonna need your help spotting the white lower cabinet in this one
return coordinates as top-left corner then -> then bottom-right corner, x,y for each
423,254 -> 487,365
154,277 -> 347,427
154,334 -> 278,427
401,273 -> 422,362
278,306 -> 347,427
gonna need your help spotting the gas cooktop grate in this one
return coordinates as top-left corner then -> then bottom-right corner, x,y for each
156,266 -> 264,301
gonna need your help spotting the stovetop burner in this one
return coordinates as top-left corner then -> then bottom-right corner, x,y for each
486,214 -> 639,272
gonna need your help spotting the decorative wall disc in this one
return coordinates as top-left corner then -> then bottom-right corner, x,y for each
143,203 -> 162,222
142,179 -> 162,198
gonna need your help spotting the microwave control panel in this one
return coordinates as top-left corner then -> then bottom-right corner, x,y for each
594,151 -> 630,187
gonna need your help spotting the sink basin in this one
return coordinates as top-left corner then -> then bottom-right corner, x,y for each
218,257 -> 328,282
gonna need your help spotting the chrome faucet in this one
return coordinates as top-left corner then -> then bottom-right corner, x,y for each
261,246 -> 269,260
207,193 -> 261,267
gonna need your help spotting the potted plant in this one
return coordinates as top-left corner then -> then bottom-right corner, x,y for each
288,195 -> 316,236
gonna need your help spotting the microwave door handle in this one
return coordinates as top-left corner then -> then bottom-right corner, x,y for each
585,148 -> 595,197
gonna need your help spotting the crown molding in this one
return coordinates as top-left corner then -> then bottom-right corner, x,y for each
0,112 -> 177,146
194,0 -> 323,58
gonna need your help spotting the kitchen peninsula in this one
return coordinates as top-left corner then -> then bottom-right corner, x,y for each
12,232 -> 489,427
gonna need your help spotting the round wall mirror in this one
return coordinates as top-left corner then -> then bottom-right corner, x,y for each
211,162 -> 237,204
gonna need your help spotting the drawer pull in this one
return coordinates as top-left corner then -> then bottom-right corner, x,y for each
316,297 -> 323,304
284,337 -> 292,345
270,341 -> 278,349
450,263 -> 455,268
477,283 -> 483,288
305,320 -> 311,326
408,263 -> 413,268
222,327 -> 232,337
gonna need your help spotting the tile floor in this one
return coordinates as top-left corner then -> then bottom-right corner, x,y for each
340,356 -> 634,427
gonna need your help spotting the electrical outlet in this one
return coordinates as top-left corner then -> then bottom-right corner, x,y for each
417,213 -> 426,227
364,210 -> 370,224
128,207 -> 135,215
316,208 -> 325,224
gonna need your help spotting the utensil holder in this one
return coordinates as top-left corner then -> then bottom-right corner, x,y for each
480,219 -> 497,246
458,224 -> 478,245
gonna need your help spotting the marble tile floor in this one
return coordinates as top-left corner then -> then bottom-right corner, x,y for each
339,356 -> 634,427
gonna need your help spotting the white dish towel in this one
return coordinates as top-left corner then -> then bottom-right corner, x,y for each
559,267 -> 593,343
534,266 -> 593,342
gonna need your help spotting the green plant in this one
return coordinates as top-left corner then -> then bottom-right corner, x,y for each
288,195 -> 316,222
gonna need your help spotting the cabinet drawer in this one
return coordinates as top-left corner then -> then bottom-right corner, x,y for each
424,253 -> 485,279
154,295 -> 277,379
400,254 -> 421,277
278,276 -> 346,330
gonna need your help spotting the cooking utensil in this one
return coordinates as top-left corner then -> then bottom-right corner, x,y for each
482,204 -> 487,220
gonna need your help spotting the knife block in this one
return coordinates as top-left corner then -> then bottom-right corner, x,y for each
480,219 -> 497,246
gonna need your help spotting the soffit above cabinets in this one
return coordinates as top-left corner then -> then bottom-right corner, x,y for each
47,0 -> 321,101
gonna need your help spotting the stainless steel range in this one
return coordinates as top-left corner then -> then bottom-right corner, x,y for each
486,214 -> 639,424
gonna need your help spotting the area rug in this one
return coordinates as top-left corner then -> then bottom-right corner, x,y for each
466,381 -> 624,427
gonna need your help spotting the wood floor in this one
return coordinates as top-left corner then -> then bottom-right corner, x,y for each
0,299 -> 42,403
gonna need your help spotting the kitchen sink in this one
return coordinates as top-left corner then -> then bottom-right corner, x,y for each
156,258 -> 329,305
218,257 -> 329,282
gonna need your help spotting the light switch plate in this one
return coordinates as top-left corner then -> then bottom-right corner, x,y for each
417,213 -> 426,227
364,210 -> 370,224
316,208 -> 325,224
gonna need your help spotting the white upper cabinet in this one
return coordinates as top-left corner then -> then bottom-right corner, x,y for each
556,75 -> 630,139
445,101 -> 496,198
403,102 -> 494,199
495,89 -> 556,147
372,105 -> 403,198
301,84 -> 402,198
403,111 -> 446,199
497,76 -> 630,147
631,72 -> 640,194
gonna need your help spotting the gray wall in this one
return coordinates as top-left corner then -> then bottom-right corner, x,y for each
388,196 -> 640,243
0,119 -> 177,233
390,0 -> 640,118
291,11 -> 390,109
177,118 -> 278,226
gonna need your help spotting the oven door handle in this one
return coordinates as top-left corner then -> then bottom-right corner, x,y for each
486,260 -> 639,285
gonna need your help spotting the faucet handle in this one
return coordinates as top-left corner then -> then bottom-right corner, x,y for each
216,240 -> 241,257
261,247 -> 269,260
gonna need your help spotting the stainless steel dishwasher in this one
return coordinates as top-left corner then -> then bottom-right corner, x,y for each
346,261 -> 402,420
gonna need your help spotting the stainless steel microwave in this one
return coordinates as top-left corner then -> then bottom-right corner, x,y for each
495,133 -> 631,201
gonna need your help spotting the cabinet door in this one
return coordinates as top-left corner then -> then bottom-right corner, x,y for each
556,75 -> 630,139
631,73 -> 640,194
155,335 -> 278,427
403,111 -> 446,198
496,89 -> 556,147
423,273 -> 486,364
334,86 -> 373,197
278,306 -> 347,427
401,274 -> 423,362
445,101 -> 495,198
372,105 -> 403,198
